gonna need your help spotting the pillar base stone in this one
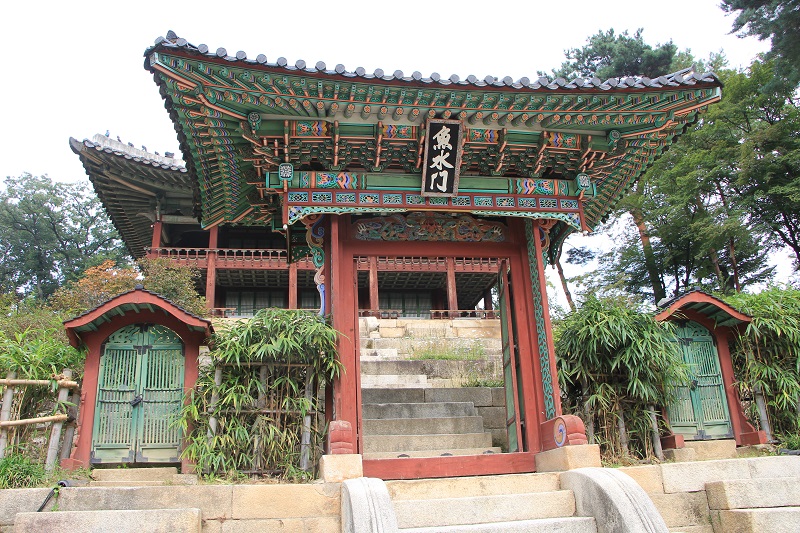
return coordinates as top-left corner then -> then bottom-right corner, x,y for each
320,454 -> 363,483
535,444 -> 601,472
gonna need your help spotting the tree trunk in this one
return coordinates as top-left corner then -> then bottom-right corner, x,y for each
629,205 -> 666,304
729,238 -> 742,292
616,403 -> 629,456
753,382 -> 773,442
648,404 -> 664,461
556,259 -> 576,312
750,346 -> 774,442
581,375 -> 594,443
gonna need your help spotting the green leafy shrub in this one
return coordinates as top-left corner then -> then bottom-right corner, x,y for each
725,286 -> 800,436
179,309 -> 340,480
555,294 -> 689,459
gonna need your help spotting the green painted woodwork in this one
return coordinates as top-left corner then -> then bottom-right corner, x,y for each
667,321 -> 732,441
498,261 -> 524,452
147,45 -> 721,258
92,324 -> 185,464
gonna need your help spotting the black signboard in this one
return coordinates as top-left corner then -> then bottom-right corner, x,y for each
421,119 -> 463,197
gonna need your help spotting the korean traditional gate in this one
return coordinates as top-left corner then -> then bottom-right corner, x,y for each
91,324 -> 185,463
667,321 -> 732,440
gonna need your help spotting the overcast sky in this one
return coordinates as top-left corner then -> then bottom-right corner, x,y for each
0,1 -> 788,298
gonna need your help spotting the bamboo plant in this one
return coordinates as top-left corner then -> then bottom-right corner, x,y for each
179,308 -> 341,480
555,294 -> 689,461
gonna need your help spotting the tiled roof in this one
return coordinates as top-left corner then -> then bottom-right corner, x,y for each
70,135 -> 198,259
75,134 -> 186,172
147,30 -> 720,92
65,286 -> 211,327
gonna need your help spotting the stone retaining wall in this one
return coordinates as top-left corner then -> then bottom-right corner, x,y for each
0,483 -> 341,533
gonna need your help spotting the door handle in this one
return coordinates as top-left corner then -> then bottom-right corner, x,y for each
130,394 -> 143,407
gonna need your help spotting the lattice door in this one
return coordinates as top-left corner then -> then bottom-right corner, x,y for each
498,260 -> 524,452
92,324 -> 184,463
666,321 -> 732,440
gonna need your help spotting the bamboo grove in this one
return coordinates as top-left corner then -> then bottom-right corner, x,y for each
178,309 -> 341,479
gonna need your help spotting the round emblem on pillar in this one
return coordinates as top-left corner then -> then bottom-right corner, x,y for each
554,417 -> 567,448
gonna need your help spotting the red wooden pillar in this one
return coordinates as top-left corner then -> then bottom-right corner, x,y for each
369,256 -> 379,312
288,262 -> 298,309
531,220 -> 562,417
205,226 -> 219,310
150,219 -> 163,257
329,215 -> 361,452
446,257 -> 458,313
483,289 -> 493,311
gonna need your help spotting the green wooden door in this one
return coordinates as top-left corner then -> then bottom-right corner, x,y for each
498,260 -> 524,452
667,321 -> 732,440
92,324 -> 184,463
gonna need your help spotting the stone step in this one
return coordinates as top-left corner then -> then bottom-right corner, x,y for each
360,347 -> 400,358
363,432 -> 493,453
14,508 -> 202,533
360,359 -> 501,379
668,526 -> 714,533
683,439 -> 737,460
363,401 -> 478,419
88,474 -> 198,487
89,480 -> 168,487
364,416 -> 486,436
370,337 -> 503,354
364,447 -> 502,459
650,492 -> 711,529
387,472 -> 561,500
392,490 -> 576,529
706,477 -> 800,510
711,507 -> 800,533
399,516 -> 597,533
361,374 -> 430,388
361,387 -> 502,406
91,467 -> 178,482
362,388 -> 426,403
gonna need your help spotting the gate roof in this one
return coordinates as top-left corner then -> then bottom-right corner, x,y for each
655,289 -> 751,327
63,286 -> 213,348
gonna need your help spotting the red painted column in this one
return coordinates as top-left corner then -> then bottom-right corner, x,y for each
66,343 -> 101,467
181,339 -> 201,473
369,256 -> 379,313
532,220 -> 562,417
205,226 -> 218,310
149,219 -> 163,258
446,257 -> 458,313
288,262 -> 298,309
483,289 -> 493,311
508,220 -> 543,452
330,216 -> 360,452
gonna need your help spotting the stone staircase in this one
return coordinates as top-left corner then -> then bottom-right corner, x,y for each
621,454 -> 800,533
385,472 -> 597,532
360,317 -> 506,459
362,387 -> 501,459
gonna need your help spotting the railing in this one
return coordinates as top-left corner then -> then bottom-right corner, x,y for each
148,247 -> 209,267
355,256 -> 499,272
430,309 -> 498,319
148,248 -> 315,269
358,309 -> 497,319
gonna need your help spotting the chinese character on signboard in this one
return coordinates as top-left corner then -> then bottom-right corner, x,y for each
421,119 -> 463,197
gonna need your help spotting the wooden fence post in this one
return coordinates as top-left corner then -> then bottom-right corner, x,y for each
0,371 -> 16,459
45,369 -> 72,471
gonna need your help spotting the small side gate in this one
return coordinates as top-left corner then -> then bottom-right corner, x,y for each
92,324 -> 185,463
667,321 -> 732,440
